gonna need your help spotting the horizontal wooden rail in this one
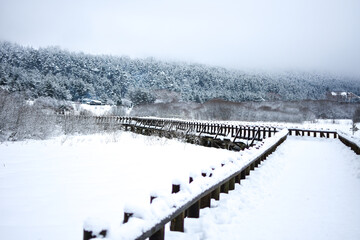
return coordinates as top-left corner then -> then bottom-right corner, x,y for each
288,128 -> 360,155
338,133 -> 360,155
288,128 -> 338,138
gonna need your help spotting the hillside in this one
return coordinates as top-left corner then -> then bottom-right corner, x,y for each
1,41 -> 359,105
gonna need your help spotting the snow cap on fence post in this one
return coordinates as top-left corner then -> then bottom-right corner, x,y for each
201,167 -> 212,177
123,202 -> 143,224
150,190 -> 160,203
83,217 -> 109,240
189,176 -> 194,183
170,178 -> 185,232
172,178 -> 182,193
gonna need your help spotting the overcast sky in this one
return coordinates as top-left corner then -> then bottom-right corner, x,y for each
0,0 -> 359,76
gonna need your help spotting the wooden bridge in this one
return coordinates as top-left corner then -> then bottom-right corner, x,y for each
120,117 -> 278,151
91,116 -> 342,149
60,115 -> 354,151
59,114 -> 280,150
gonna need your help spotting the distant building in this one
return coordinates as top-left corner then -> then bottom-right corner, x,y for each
326,91 -> 360,102
121,98 -> 133,108
81,98 -> 91,104
89,100 -> 102,105
81,98 -> 102,105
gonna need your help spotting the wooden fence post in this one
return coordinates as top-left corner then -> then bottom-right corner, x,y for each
220,181 -> 229,194
254,158 -> 259,167
149,227 -> 165,240
241,169 -> 246,180
172,184 -> 180,194
235,173 -> 241,184
170,183 -> 184,232
211,187 -> 220,200
200,193 -> 211,209
250,162 -> 255,170
123,212 -> 133,224
170,212 -> 184,232
246,165 -> 251,176
187,200 -> 200,218
200,171 -> 211,208
83,229 -> 107,240
229,177 -> 235,191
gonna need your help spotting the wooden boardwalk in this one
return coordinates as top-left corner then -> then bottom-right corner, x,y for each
82,116 -> 359,240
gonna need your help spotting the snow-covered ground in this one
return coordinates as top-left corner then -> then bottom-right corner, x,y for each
167,136 -> 360,240
0,132 -> 238,240
71,103 -> 132,116
73,103 -> 114,115
0,123 -> 359,240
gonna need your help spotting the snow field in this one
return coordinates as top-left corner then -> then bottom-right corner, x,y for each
1,125 -> 359,240
108,131 -> 288,239
0,128 -> 288,240
167,136 -> 360,240
0,131 -> 240,240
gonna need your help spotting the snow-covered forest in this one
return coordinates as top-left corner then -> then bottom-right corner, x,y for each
1,41 -> 360,141
1,41 -> 360,105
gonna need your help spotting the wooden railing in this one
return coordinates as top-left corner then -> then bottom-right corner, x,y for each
80,117 -> 359,239
58,114 -> 359,154
288,128 -> 359,155
338,132 -> 360,155
83,129 -> 289,240
57,115 -> 279,150
288,128 -> 338,138
58,114 -> 358,154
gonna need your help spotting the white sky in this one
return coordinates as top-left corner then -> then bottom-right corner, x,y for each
0,0 -> 360,76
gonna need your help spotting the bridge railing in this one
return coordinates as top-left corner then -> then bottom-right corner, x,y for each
79,116 -> 359,239
57,115 -> 358,154
288,128 -> 338,138
83,129 -> 289,240
338,131 -> 360,155
123,117 -> 278,142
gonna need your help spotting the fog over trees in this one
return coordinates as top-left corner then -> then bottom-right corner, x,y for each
1,41 -> 359,105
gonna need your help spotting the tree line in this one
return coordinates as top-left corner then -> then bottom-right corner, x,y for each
1,41 -> 359,105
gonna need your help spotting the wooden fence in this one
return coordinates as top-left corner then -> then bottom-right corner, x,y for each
288,128 -> 360,155
58,115 -> 279,150
80,117 -> 359,240
288,128 -> 338,138
57,114 -> 358,154
338,133 -> 360,155
83,131 -> 289,240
